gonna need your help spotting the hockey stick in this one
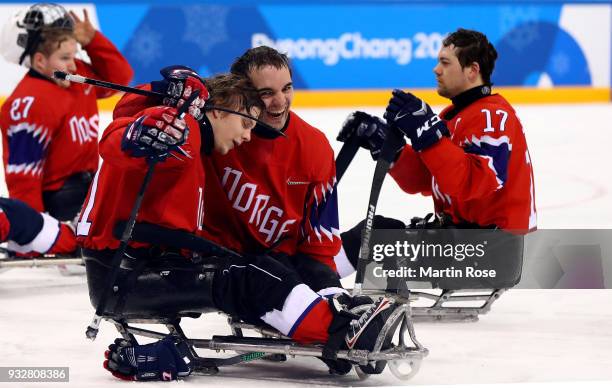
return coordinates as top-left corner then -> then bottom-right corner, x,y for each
335,135 -> 361,182
84,91 -> 200,340
352,128 -> 405,296
113,221 -> 242,259
52,71 -> 285,137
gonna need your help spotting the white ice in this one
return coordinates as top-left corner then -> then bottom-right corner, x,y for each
1,104 -> 612,387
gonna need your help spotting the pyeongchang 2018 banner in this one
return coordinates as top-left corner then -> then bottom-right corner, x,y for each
0,2 -> 610,94
99,3 -> 610,90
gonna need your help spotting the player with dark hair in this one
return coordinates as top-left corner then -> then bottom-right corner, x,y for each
202,46 -> 343,290
0,4 -> 133,223
336,28 -> 536,275
205,46 -> 361,373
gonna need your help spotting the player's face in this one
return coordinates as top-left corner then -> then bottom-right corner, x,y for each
37,38 -> 78,88
433,45 -> 471,99
211,106 -> 260,155
248,65 -> 293,130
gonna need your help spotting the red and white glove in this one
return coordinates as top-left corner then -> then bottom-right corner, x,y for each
122,106 -> 188,160
154,65 -> 209,121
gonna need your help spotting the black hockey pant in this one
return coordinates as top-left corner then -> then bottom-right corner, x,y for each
84,248 -> 342,328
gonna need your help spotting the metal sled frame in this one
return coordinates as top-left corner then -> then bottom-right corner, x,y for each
348,287 -> 507,323
106,295 -> 428,381
408,288 -> 507,322
0,247 -> 83,269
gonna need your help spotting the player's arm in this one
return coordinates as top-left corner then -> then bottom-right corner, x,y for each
0,197 -> 76,255
1,99 -> 59,212
103,69 -> 208,170
419,135 -> 510,200
113,67 -> 208,121
70,9 -> 134,98
297,141 -> 342,271
113,84 -> 159,120
389,145 -> 433,195
385,90 -> 509,201
99,106 -> 199,172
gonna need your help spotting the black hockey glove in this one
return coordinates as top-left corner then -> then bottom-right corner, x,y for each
337,111 -> 405,161
152,65 -> 209,121
384,89 -> 450,152
121,106 -> 188,161
103,336 -> 192,381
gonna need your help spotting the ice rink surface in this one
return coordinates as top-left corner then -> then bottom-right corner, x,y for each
1,103 -> 612,387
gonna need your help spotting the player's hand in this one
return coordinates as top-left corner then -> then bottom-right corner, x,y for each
121,106 -> 188,160
337,111 -> 405,161
103,337 -> 191,381
384,89 -> 450,152
69,9 -> 96,46
154,65 -> 209,121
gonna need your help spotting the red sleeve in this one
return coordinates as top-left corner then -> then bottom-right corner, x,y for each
296,137 -> 341,271
99,108 -> 200,173
389,145 -> 432,196
2,96 -> 61,212
76,31 -> 134,99
6,168 -> 45,212
418,138 -> 500,201
418,99 -> 517,201
112,84 -> 159,120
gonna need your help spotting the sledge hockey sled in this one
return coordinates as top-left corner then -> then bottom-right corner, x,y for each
343,213 -> 525,323
83,223 -> 428,380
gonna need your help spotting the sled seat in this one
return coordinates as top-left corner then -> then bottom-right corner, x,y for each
83,252 -> 217,319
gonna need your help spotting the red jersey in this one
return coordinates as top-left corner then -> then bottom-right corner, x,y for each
390,91 -> 537,232
76,105 -> 205,251
0,31 -> 133,212
200,111 -> 342,269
